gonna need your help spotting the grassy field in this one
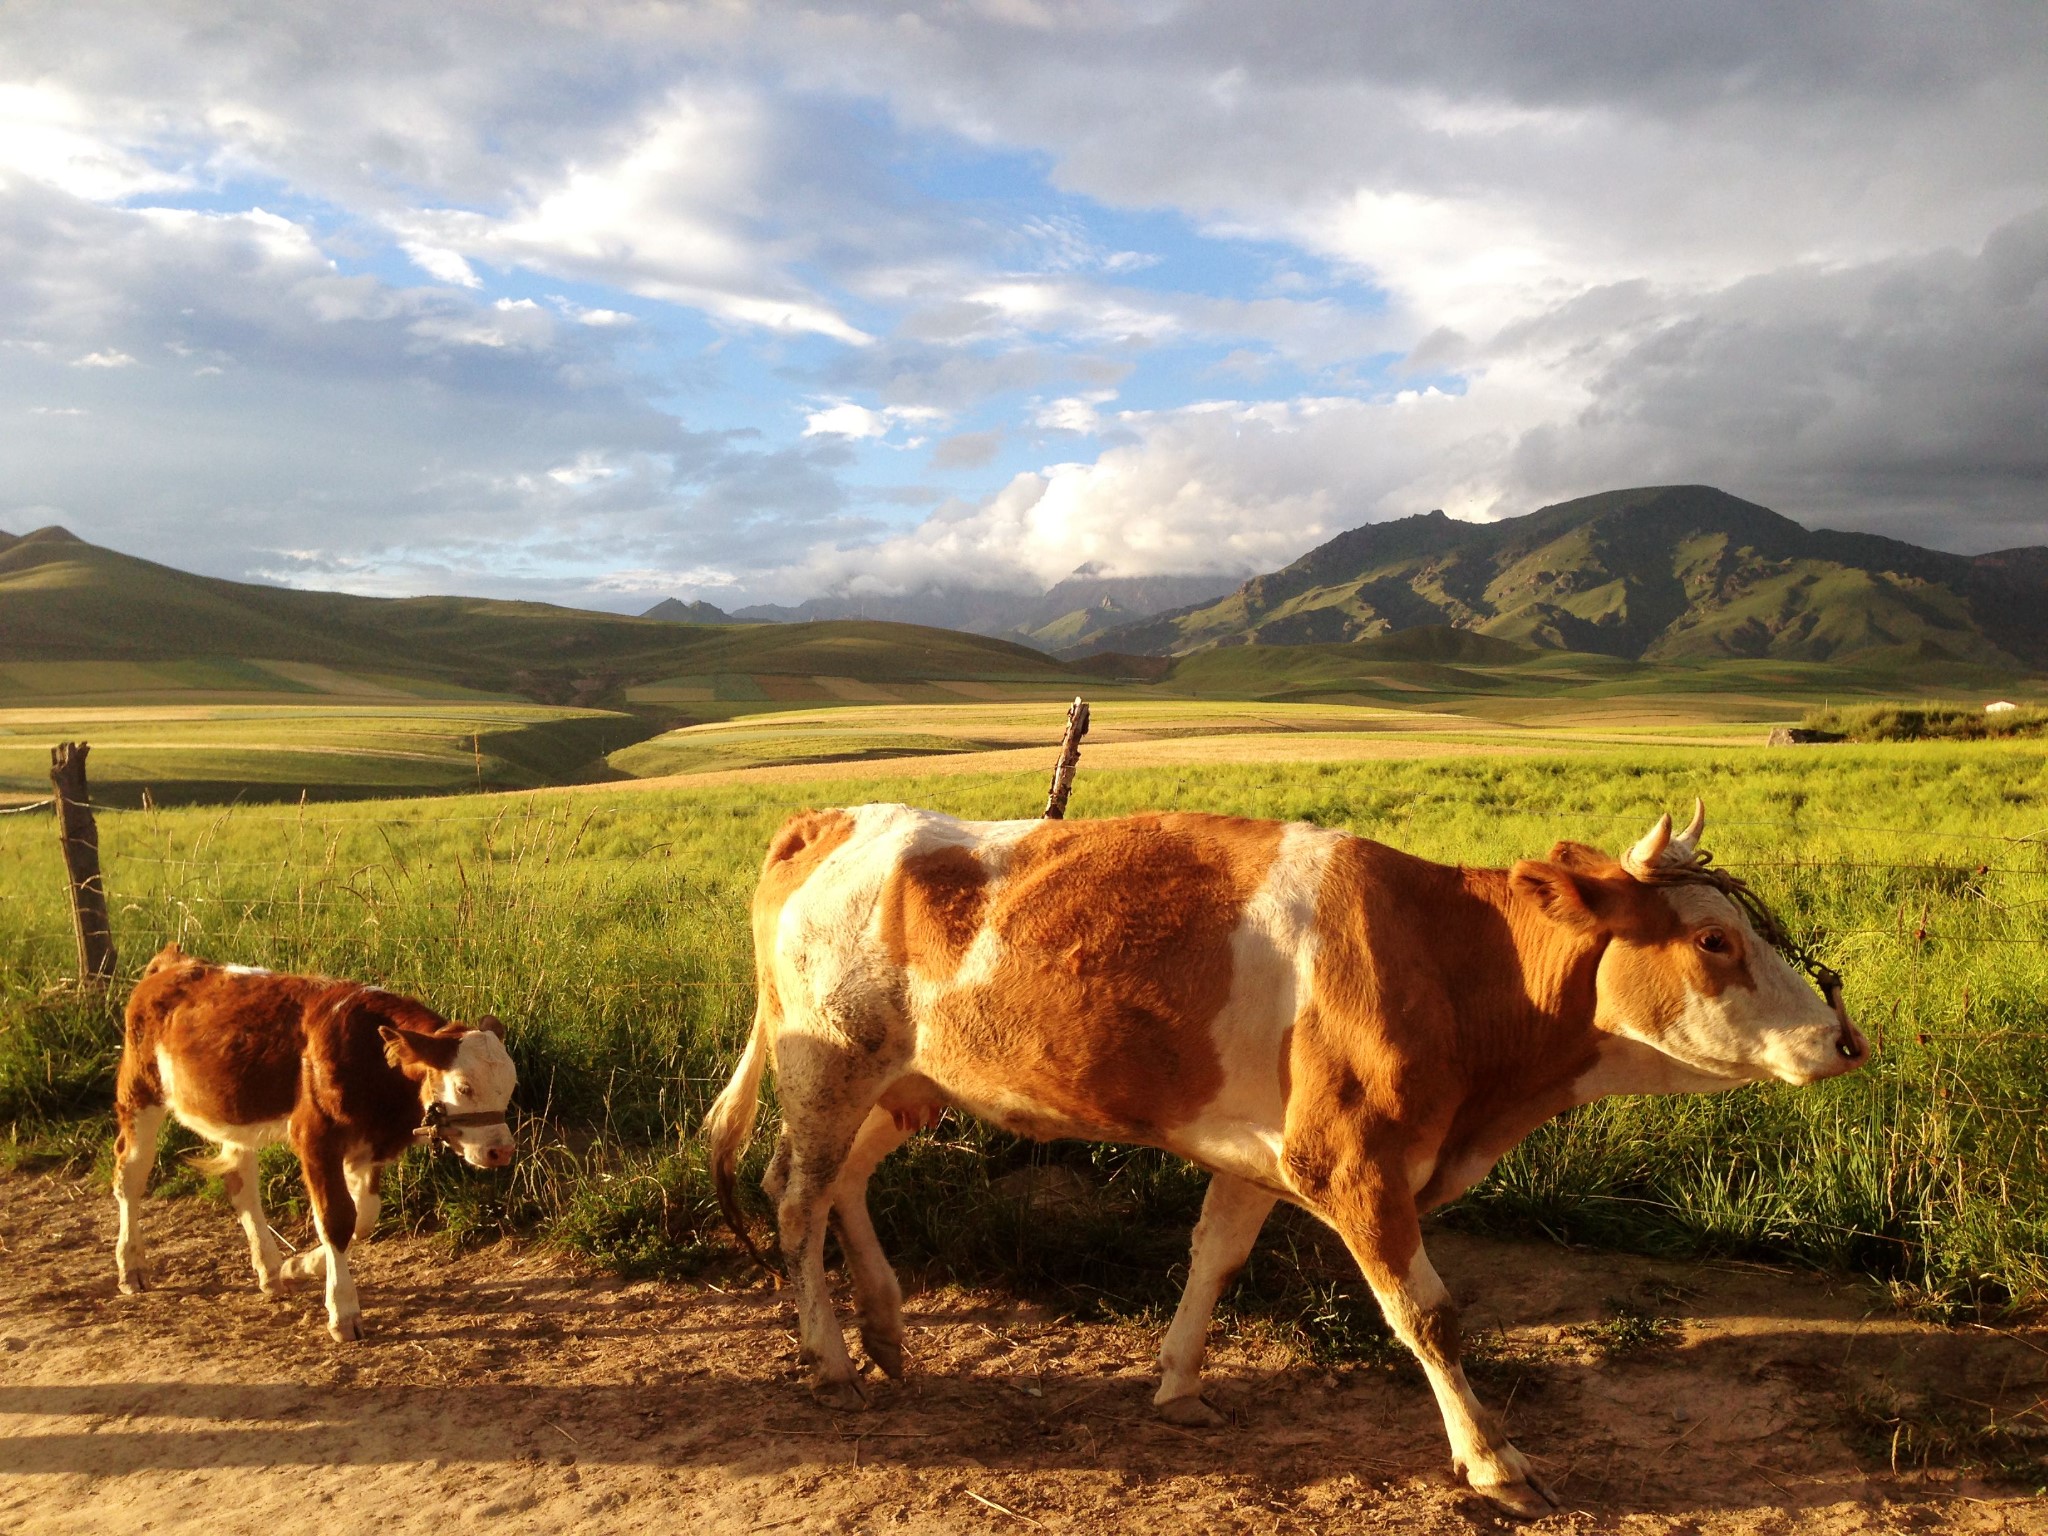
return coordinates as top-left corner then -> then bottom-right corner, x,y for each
4,738 -> 2047,1328
0,687 -> 1781,810
0,703 -> 665,805
608,697 -> 1804,782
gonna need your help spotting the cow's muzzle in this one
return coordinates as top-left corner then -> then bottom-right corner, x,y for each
1823,979 -> 1871,1072
415,1103 -> 515,1161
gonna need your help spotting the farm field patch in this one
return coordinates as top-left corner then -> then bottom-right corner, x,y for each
0,703 -> 656,805
605,698 -> 1775,783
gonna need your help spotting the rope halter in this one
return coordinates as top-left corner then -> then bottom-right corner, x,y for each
414,1098 -> 512,1148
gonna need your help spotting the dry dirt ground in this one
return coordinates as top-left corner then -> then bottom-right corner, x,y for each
3,1171 -> 2044,1536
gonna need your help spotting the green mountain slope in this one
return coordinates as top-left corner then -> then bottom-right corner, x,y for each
1084,486 -> 2048,666
0,527 -> 1085,704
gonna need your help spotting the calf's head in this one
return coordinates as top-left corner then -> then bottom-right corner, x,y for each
1512,803 -> 1869,1086
380,1016 -> 519,1168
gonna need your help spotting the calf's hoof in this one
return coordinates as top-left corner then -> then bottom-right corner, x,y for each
810,1375 -> 868,1413
1155,1393 -> 1227,1429
117,1272 -> 146,1296
328,1315 -> 364,1344
1469,1472 -> 1559,1521
258,1275 -> 290,1299
859,1326 -> 906,1382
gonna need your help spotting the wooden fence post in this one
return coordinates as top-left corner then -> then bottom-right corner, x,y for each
1042,698 -> 1090,820
49,741 -> 116,988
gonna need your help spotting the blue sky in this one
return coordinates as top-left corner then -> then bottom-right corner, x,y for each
2,3 -> 2044,611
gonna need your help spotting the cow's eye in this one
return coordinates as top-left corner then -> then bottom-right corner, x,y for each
1696,929 -> 1730,955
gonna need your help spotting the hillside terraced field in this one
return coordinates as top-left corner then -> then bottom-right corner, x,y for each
0,703 -> 654,804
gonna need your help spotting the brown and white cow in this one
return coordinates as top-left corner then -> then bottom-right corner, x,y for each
113,945 -> 517,1342
707,802 -> 1867,1518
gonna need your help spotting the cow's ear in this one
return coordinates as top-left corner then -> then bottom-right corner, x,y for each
475,1015 -> 505,1038
1547,840 -> 1617,874
1511,859 -> 1608,932
380,1025 -> 462,1073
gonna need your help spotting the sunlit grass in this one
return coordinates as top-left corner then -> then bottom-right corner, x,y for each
3,740 -> 2046,1314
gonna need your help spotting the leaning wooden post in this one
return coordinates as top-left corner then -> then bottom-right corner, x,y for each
49,741 -> 116,989
1042,698 -> 1090,820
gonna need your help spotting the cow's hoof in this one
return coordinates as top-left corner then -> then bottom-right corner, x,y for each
1155,1394 -> 1227,1429
117,1273 -> 145,1296
259,1276 -> 289,1299
860,1327 -> 906,1382
811,1376 -> 868,1413
1471,1474 -> 1558,1521
328,1315 -> 364,1344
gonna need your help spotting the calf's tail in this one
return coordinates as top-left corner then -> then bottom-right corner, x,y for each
703,992 -> 778,1277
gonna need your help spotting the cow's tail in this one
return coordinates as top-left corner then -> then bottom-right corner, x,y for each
704,990 -> 779,1278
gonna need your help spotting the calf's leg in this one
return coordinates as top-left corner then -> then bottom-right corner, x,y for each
1326,1163 -> 1554,1519
828,1105 -> 915,1379
1154,1171 -> 1277,1426
112,1101 -> 167,1294
344,1156 -> 382,1242
220,1145 -> 286,1296
291,1126 -> 363,1343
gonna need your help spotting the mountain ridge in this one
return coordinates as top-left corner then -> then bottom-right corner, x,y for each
0,528 -> 1085,704
1080,486 -> 2048,667
728,568 -> 1242,649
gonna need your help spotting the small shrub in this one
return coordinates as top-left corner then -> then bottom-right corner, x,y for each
1800,702 -> 2048,742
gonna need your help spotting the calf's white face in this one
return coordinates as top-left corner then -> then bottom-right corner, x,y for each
433,1027 -> 518,1168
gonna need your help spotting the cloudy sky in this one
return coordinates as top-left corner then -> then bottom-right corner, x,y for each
3,1 -> 2044,611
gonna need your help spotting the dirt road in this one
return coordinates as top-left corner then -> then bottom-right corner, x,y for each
2,1172 -> 2042,1534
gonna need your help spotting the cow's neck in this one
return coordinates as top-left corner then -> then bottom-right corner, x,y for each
1398,868 -> 1613,1210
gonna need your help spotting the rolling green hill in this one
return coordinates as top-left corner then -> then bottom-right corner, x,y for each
0,526 -> 1086,706
1083,485 -> 2048,667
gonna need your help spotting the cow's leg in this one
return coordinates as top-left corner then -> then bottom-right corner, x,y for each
772,1042 -> 889,1409
292,1130 -> 362,1343
220,1145 -> 286,1296
1328,1166 -> 1554,1519
344,1156 -> 382,1242
829,1105 -> 914,1380
112,1101 -> 167,1294
1154,1172 -> 1277,1426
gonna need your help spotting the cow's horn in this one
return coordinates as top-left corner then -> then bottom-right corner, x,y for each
1625,812 -> 1673,877
1671,798 -> 1707,862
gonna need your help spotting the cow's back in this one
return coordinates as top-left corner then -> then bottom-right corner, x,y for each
757,805 -> 1340,1154
125,958 -> 336,1131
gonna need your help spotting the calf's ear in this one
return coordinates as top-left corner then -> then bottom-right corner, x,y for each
380,1025 -> 463,1073
475,1014 -> 505,1038
1511,859 -> 1609,932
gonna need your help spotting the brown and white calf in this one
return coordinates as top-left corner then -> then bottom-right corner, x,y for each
707,802 -> 1868,1518
113,945 -> 517,1341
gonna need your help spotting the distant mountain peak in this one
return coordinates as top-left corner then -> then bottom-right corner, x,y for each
1078,484 -> 2048,668
640,596 -> 734,624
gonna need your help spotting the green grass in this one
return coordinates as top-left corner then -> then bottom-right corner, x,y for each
0,703 -> 666,804
4,742 -> 2047,1323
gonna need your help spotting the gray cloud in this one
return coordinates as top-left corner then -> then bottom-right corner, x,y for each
1508,210 -> 2048,550
1,0 -> 2043,608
